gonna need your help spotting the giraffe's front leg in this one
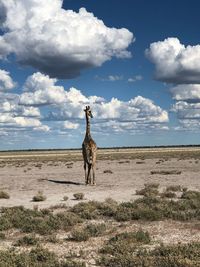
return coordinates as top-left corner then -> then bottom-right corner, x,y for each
87,164 -> 92,185
84,162 -> 88,185
92,164 -> 96,185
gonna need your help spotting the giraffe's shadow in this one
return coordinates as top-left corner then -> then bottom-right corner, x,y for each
46,179 -> 84,186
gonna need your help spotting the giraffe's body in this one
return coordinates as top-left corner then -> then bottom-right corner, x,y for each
82,106 -> 97,185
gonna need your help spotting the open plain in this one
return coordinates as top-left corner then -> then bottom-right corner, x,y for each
0,147 -> 200,208
0,147 -> 200,266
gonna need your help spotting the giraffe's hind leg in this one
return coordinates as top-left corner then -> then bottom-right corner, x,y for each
87,163 -> 92,185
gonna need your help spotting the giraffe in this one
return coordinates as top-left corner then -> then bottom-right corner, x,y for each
82,106 -> 97,185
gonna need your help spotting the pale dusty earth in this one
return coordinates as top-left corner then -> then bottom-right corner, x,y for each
0,148 -> 200,209
0,148 -> 200,265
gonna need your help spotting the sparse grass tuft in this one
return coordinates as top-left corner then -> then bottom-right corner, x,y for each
32,191 -> 46,202
73,193 -> 84,200
63,196 -> 69,201
0,191 -> 10,199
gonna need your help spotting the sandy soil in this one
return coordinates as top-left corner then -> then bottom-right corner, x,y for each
0,148 -> 199,209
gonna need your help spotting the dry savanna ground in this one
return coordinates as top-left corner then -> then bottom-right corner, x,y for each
0,147 -> 200,266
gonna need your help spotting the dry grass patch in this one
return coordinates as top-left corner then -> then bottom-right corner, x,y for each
0,190 -> 10,199
151,170 -> 181,175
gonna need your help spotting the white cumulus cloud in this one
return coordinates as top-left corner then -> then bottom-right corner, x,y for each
0,69 -> 16,91
146,37 -> 200,84
63,121 -> 79,130
170,84 -> 200,102
0,0 -> 133,79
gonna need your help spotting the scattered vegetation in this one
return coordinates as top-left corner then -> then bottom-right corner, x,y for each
73,193 -> 84,200
0,190 -> 10,199
0,206 -> 82,235
32,191 -> 47,202
99,231 -> 200,267
0,246 -> 86,267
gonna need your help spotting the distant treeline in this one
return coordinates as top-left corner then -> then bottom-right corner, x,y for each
0,144 -> 200,153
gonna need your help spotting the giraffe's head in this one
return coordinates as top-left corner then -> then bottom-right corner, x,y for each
84,106 -> 93,118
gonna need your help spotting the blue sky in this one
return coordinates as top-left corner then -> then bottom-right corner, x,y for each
0,0 -> 200,150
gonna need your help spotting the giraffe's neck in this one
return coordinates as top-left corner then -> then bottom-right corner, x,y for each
85,114 -> 91,137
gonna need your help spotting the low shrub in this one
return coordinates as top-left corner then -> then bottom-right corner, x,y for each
136,183 -> 159,197
85,223 -> 106,237
181,190 -> 200,200
0,232 -> 5,240
0,191 -> 10,199
32,191 -> 46,202
14,235 -> 39,246
63,196 -> 69,201
166,185 -> 182,192
160,191 -> 176,198
70,229 -> 90,242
